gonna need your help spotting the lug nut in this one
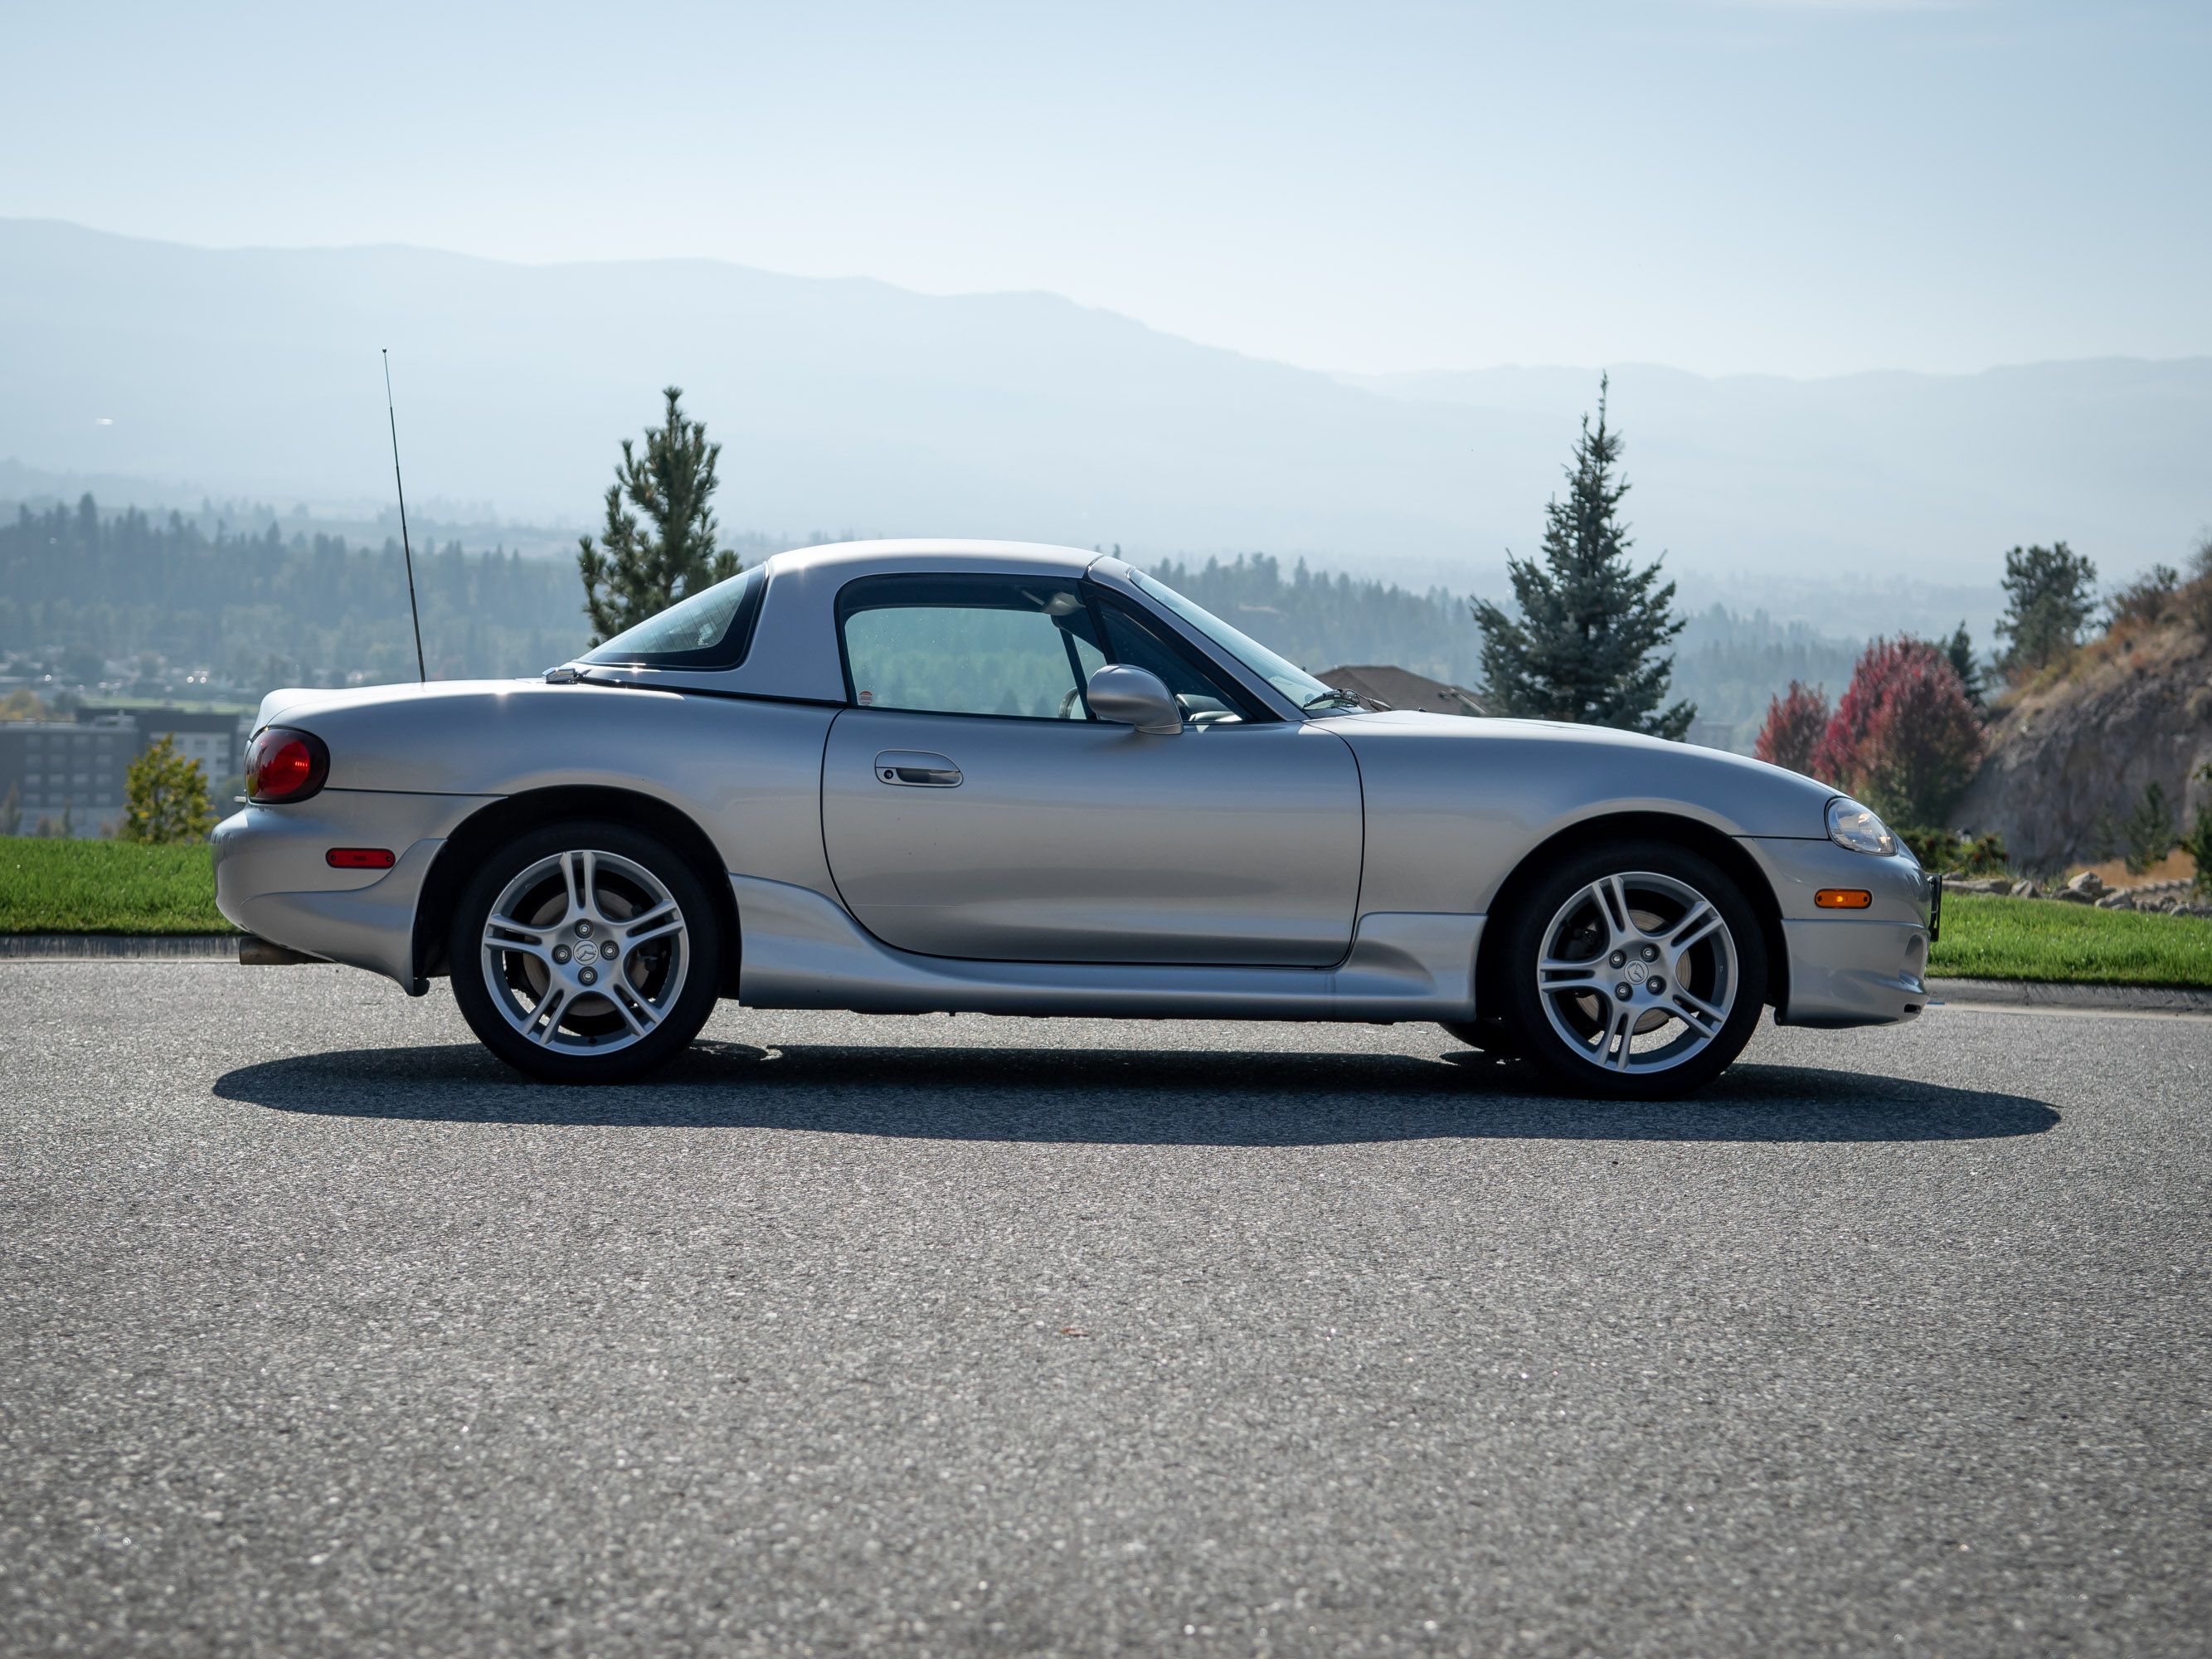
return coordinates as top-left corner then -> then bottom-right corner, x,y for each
1615,982 -> 1633,1000
1649,976 -> 1666,994
574,921 -> 592,938
1609,951 -> 1626,968
1641,944 -> 1660,962
579,967 -> 597,985
552,945 -> 571,965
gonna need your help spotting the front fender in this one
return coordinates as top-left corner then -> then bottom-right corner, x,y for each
1320,713 -> 1838,914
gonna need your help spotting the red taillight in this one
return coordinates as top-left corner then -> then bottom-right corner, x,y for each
258,740 -> 314,795
245,727 -> 329,803
325,848 -> 396,869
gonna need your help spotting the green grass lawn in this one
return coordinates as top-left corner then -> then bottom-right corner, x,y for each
0,837 -> 231,934
1929,892 -> 2212,989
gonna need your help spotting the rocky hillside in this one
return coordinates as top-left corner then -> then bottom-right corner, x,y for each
1956,599 -> 2212,871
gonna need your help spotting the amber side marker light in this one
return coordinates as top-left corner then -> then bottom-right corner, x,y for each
326,848 -> 396,870
1815,888 -> 1874,909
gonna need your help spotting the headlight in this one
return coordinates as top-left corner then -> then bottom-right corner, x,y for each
1826,797 -> 1897,857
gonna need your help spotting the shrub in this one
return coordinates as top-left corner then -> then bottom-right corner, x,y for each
2104,564 -> 2180,633
2121,781 -> 2177,875
120,736 -> 216,844
1753,681 -> 1830,775
2187,533 -> 2212,636
1901,826 -> 2010,877
2187,765 -> 2212,899
1813,637 -> 1986,827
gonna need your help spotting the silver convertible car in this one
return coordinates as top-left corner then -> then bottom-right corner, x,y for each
213,540 -> 1937,1098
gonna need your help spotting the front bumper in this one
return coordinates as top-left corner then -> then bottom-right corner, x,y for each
1738,836 -> 1933,1029
211,790 -> 498,991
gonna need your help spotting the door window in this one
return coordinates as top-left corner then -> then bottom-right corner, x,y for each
839,575 -> 1099,719
1095,595 -> 1264,722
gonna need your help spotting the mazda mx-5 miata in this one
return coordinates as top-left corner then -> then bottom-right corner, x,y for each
213,541 -> 1937,1097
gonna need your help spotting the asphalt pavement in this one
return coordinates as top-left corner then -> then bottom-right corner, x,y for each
3,964 -> 2207,1657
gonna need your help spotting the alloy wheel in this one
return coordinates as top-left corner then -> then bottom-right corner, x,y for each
1534,869 -> 1739,1076
478,849 -> 690,1054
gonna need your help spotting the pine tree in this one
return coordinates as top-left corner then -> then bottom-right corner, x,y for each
1994,542 -> 2096,678
1942,622 -> 1984,708
2121,781 -> 2176,875
121,736 -> 216,844
1471,379 -> 1694,739
576,387 -> 741,644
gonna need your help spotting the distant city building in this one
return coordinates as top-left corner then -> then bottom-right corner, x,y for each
1316,664 -> 1489,718
1,703 -> 250,838
0,722 -> 132,837
80,703 -> 250,787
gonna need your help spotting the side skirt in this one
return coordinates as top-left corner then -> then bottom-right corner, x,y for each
731,875 -> 1481,1023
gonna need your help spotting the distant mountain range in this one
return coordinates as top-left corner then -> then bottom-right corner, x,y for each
2,220 -> 2204,617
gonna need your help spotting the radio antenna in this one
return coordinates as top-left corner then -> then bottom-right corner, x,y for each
381,348 -> 428,683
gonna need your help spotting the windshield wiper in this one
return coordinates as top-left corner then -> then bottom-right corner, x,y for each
1300,687 -> 1379,713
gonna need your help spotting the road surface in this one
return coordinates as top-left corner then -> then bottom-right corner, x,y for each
4,964 -> 2206,1656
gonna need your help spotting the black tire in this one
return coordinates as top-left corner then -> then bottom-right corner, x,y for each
448,819 -> 725,1084
1492,839 -> 1767,1100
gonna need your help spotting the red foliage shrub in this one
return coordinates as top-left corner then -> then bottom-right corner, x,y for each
1753,681 -> 1830,776
1813,637 -> 1985,826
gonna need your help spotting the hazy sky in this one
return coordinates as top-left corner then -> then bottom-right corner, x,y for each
4,0 -> 2205,377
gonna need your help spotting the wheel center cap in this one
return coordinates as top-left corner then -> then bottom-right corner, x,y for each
1626,960 -> 1649,985
573,941 -> 599,966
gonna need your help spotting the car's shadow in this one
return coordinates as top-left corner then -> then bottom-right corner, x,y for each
211,1040 -> 2059,1146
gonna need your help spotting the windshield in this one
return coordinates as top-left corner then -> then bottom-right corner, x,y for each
1130,572 -> 1342,709
580,565 -> 766,669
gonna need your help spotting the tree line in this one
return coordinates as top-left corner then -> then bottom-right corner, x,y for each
0,497 -> 588,688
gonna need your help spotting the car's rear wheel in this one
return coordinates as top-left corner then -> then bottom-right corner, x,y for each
448,820 -> 723,1084
1493,839 -> 1767,1099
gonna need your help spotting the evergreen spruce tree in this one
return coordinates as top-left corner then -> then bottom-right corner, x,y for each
1471,379 -> 1693,738
1942,621 -> 1985,708
577,387 -> 741,644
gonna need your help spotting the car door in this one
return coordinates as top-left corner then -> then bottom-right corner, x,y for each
819,572 -> 1364,966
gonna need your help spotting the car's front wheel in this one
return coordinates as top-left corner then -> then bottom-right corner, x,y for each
448,820 -> 724,1084
1492,840 -> 1767,1099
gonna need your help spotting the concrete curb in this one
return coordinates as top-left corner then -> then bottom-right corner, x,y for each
0,933 -> 240,961
1928,976 -> 2212,1015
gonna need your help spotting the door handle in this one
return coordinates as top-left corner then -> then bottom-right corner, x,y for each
873,750 -> 962,788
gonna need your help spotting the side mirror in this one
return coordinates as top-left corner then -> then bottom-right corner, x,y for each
1085,664 -> 1182,734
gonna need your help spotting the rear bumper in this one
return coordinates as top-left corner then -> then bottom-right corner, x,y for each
211,790 -> 497,991
1739,835 -> 1932,1029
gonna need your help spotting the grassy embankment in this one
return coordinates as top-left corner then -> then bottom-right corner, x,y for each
1928,892 -> 2210,989
0,837 -> 231,934
2,838 -> 2209,986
